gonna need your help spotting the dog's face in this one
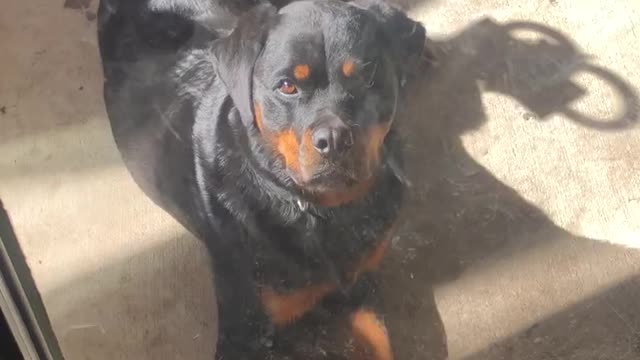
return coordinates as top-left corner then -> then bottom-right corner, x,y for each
214,0 -> 425,201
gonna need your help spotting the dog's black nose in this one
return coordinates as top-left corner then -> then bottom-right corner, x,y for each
311,118 -> 353,156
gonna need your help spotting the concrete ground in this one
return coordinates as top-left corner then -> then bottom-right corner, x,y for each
1,0 -> 639,359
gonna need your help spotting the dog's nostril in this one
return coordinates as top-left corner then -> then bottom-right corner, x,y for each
316,139 -> 329,151
312,127 -> 333,154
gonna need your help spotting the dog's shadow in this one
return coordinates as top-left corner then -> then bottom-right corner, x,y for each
376,18 -> 638,359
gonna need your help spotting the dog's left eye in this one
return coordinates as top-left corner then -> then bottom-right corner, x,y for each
277,79 -> 298,95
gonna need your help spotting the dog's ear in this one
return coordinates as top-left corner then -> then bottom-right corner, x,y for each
211,3 -> 277,126
350,0 -> 427,77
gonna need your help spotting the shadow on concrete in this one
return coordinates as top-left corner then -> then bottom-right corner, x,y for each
42,232 -> 218,360
465,275 -> 640,360
400,16 -> 638,283
376,17 -> 639,359
390,0 -> 436,12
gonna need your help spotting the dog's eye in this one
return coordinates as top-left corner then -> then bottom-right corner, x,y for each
277,79 -> 298,95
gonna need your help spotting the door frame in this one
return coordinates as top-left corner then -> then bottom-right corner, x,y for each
0,199 -> 65,360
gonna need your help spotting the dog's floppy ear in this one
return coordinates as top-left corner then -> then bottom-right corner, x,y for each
211,3 -> 277,126
351,0 -> 427,77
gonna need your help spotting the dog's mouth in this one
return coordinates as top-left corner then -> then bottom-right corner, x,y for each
307,171 -> 360,187
289,144 -> 385,207
297,168 -> 378,207
278,122 -> 391,207
295,167 -> 370,192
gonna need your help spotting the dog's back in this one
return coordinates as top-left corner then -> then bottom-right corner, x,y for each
98,0 -> 236,236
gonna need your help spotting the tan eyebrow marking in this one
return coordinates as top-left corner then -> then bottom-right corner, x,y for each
342,58 -> 356,77
293,64 -> 310,80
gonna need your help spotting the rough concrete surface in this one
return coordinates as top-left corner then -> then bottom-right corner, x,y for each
0,0 -> 639,359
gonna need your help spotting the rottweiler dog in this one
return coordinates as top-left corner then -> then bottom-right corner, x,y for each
98,0 -> 426,358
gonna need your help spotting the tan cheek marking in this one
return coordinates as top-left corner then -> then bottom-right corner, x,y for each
254,103 -> 263,132
351,309 -> 394,360
256,110 -> 303,175
342,58 -> 356,77
300,129 -> 323,176
275,130 -> 301,174
260,283 -> 335,326
293,64 -> 310,81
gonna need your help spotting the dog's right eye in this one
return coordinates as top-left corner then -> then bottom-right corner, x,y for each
277,79 -> 298,95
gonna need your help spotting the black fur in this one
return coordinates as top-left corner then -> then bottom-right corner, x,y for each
98,0 -> 425,358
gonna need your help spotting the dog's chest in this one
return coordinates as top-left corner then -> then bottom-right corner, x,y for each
252,210 -> 398,327
252,203 -> 397,289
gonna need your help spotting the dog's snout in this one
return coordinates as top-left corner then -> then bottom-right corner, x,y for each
310,117 -> 353,156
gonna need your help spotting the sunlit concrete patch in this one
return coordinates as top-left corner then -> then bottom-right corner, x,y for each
462,82 -> 640,246
44,233 -> 216,360
1,153 -> 184,292
436,229 -> 640,359
463,275 -> 640,360
0,118 -> 122,181
0,117 -> 217,359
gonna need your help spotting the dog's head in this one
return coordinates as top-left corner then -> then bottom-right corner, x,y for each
213,0 -> 425,204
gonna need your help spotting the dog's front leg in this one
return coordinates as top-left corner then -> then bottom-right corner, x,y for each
346,274 -> 394,360
211,253 -> 274,360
